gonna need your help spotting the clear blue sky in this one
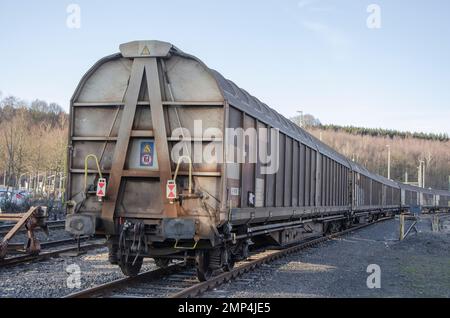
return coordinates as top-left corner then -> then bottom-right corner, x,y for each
1,0 -> 449,134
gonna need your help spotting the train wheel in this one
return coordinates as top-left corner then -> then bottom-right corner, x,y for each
343,219 -> 352,230
196,250 -> 212,282
223,258 -> 235,272
323,222 -> 330,235
107,242 -> 119,265
118,256 -> 143,277
154,257 -> 170,268
222,248 -> 235,272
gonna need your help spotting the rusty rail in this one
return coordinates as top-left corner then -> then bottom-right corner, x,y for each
171,216 -> 393,298
0,220 -> 65,236
0,240 -> 105,267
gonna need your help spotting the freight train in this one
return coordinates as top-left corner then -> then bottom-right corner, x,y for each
65,41 -> 450,280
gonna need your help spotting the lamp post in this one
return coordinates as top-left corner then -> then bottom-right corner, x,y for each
297,110 -> 303,128
422,162 -> 425,188
418,160 -> 425,188
386,145 -> 391,180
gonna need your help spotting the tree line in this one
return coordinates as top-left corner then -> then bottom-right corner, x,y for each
290,113 -> 449,142
0,92 -> 68,193
289,113 -> 450,191
319,124 -> 449,142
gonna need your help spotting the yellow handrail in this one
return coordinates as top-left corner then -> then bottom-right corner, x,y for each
84,154 -> 103,192
173,155 -> 192,194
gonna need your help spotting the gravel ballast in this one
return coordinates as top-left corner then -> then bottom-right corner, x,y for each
0,246 -> 158,298
1,218 -> 449,298
206,218 -> 450,298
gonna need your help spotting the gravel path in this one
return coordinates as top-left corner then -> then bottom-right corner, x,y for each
206,218 -> 450,298
0,246 -> 158,298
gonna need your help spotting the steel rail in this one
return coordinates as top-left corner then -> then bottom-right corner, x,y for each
0,240 -> 105,267
65,264 -> 186,298
0,220 -> 66,235
170,216 -> 393,298
64,217 -> 392,298
5,236 -> 90,250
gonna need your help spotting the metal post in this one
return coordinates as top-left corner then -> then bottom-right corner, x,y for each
297,110 -> 303,128
386,145 -> 391,179
43,171 -> 47,196
418,161 -> 422,188
399,214 -> 405,240
59,172 -> 63,200
422,162 -> 425,188
432,215 -> 439,232
36,172 -> 40,195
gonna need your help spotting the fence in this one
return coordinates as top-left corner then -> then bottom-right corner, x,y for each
0,171 -> 66,217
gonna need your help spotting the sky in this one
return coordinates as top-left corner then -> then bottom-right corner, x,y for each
1,0 -> 449,134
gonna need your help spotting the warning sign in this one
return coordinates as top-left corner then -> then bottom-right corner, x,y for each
97,178 -> 107,197
166,180 -> 177,200
140,141 -> 154,167
141,45 -> 150,56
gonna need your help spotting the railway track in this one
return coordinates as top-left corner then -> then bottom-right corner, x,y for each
0,237 -> 106,267
65,217 -> 392,298
0,220 -> 65,236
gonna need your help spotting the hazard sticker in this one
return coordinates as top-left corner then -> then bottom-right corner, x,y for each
141,45 -> 150,56
166,180 -> 177,200
140,141 -> 154,167
96,178 -> 107,197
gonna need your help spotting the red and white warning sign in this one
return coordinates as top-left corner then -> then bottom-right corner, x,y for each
97,178 -> 107,197
166,180 -> 177,200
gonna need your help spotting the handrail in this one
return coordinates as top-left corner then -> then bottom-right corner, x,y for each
84,154 -> 103,192
173,155 -> 192,194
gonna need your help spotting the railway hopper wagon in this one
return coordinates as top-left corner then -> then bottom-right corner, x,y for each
400,183 -> 420,210
435,190 -> 450,211
398,182 -> 450,213
349,161 -> 400,217
66,40 -> 407,280
418,188 -> 450,213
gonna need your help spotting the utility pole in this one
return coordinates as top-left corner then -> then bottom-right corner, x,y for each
405,170 -> 408,184
422,162 -> 425,188
448,175 -> 450,192
386,145 -> 391,180
418,160 -> 425,188
59,172 -> 63,199
418,161 -> 422,187
297,110 -> 303,128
